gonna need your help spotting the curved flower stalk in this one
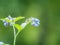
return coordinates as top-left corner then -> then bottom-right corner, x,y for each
21,17 -> 40,28
0,15 -> 40,45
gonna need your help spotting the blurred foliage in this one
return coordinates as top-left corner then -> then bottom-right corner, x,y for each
0,0 -> 60,45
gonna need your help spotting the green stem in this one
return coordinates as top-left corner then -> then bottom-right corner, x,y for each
14,31 -> 20,45
16,31 -> 20,38
13,25 -> 16,45
13,25 -> 21,45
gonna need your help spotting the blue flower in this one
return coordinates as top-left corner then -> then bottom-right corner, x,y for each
2,15 -> 15,26
24,17 -> 40,27
4,22 -> 8,26
2,19 -> 8,26
31,17 -> 40,26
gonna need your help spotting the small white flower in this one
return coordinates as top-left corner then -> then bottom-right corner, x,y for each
21,23 -> 27,28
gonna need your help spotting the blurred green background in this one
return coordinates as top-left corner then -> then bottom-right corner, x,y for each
0,0 -> 60,45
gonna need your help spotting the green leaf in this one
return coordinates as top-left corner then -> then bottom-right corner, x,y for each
14,24 -> 23,31
14,16 -> 25,22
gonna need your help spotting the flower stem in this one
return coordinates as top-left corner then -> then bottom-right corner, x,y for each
13,25 -> 21,45
13,25 -> 16,45
16,31 -> 20,38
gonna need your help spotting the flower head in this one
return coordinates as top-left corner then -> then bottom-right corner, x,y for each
2,15 -> 15,26
6,15 -> 15,22
23,17 -> 40,27
1,15 -> 25,27
31,17 -> 40,26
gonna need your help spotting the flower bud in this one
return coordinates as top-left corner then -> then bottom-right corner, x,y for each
21,23 -> 27,28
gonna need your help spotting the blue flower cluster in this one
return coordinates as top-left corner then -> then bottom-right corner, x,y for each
2,16 -> 40,27
31,17 -> 40,26
22,17 -> 40,27
2,20 -> 8,26
2,15 -> 15,26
